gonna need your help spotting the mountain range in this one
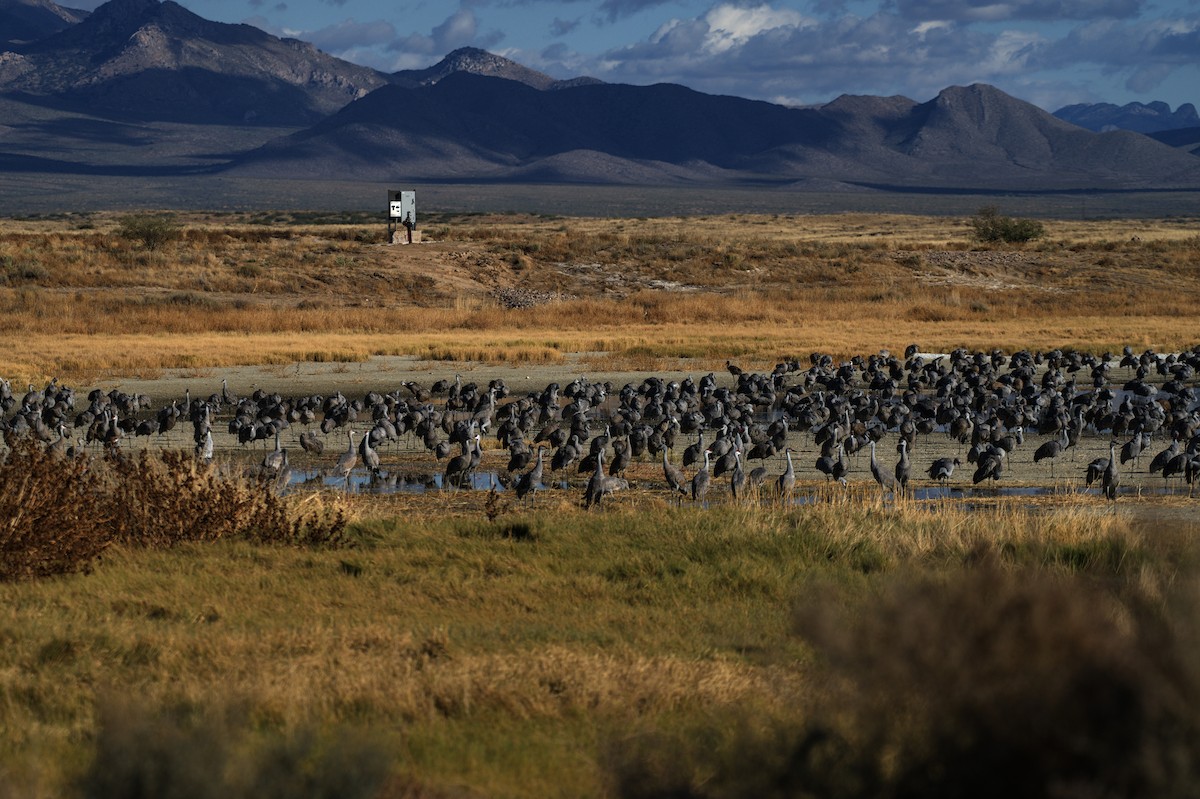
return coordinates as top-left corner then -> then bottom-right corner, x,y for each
1053,100 -> 1199,134
2,0 -> 1199,191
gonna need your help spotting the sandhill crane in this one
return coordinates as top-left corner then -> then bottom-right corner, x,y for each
1102,441 -> 1120,501
46,424 -> 69,457
869,441 -> 895,491
815,445 -> 837,481
515,446 -> 545,504
262,428 -> 285,476
682,430 -> 705,469
748,464 -> 768,492
507,438 -> 533,473
713,444 -> 739,478
1033,429 -> 1069,478
445,434 -> 480,489
551,434 -> 582,478
299,430 -> 324,456
608,438 -> 630,478
662,449 -> 688,498
894,439 -> 911,492
196,430 -> 214,464
692,450 -> 712,503
359,429 -> 381,477
584,448 -> 628,508
994,425 -> 1023,454
830,443 -> 848,484
334,429 -> 357,488
1119,431 -> 1149,468
730,450 -> 746,500
777,448 -> 796,496
927,457 -> 960,483
1149,438 -> 1181,479
584,448 -> 606,509
973,447 -> 1005,486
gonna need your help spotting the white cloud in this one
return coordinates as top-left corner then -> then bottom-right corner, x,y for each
911,20 -> 953,36
577,0 -> 1200,109
979,29 -> 1044,74
699,4 -> 811,54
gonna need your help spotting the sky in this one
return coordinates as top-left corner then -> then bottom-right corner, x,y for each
76,0 -> 1200,112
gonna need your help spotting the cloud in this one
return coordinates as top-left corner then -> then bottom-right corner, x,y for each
432,8 -> 481,48
597,0 -> 677,23
577,0 -> 1199,108
304,19 -> 398,53
1033,16 -> 1200,68
385,8 -> 504,64
604,8 -> 979,94
893,0 -> 1144,22
593,6 -> 1052,103
700,4 -> 811,53
551,17 -> 582,37
1127,62 -> 1173,93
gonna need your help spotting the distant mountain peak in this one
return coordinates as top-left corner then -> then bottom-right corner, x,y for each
1053,99 -> 1199,134
0,0 -> 89,48
393,46 -> 600,91
0,0 -> 389,123
78,0 -> 165,36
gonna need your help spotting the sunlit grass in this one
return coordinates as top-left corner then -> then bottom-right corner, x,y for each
2,495 -> 1187,796
1,211 -> 1198,381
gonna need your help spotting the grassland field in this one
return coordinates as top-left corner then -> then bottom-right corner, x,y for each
2,206 -> 1200,798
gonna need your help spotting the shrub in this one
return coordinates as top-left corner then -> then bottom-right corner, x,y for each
969,206 -> 1045,243
116,213 -> 182,250
0,443 -> 349,582
0,438 -> 117,581
609,560 -> 1200,798
102,450 -> 350,548
79,696 -> 391,799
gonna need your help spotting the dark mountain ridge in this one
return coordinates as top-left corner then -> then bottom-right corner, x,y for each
2,0 -> 1198,191
233,77 -> 1200,190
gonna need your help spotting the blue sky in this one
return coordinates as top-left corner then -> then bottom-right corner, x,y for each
85,0 -> 1200,112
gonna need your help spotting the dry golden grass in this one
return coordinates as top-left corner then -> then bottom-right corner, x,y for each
1,211 -> 1198,382
2,493 -> 1189,796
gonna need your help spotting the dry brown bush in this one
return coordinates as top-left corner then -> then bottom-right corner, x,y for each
0,443 -> 350,582
0,438 -> 116,582
102,450 -> 350,549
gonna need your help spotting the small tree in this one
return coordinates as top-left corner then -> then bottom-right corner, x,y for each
969,206 -> 1045,244
117,213 -> 182,250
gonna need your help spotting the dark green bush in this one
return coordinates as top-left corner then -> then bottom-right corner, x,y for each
969,206 -> 1045,243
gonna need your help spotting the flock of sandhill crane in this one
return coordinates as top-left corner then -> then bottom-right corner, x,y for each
3,343 -> 1200,506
